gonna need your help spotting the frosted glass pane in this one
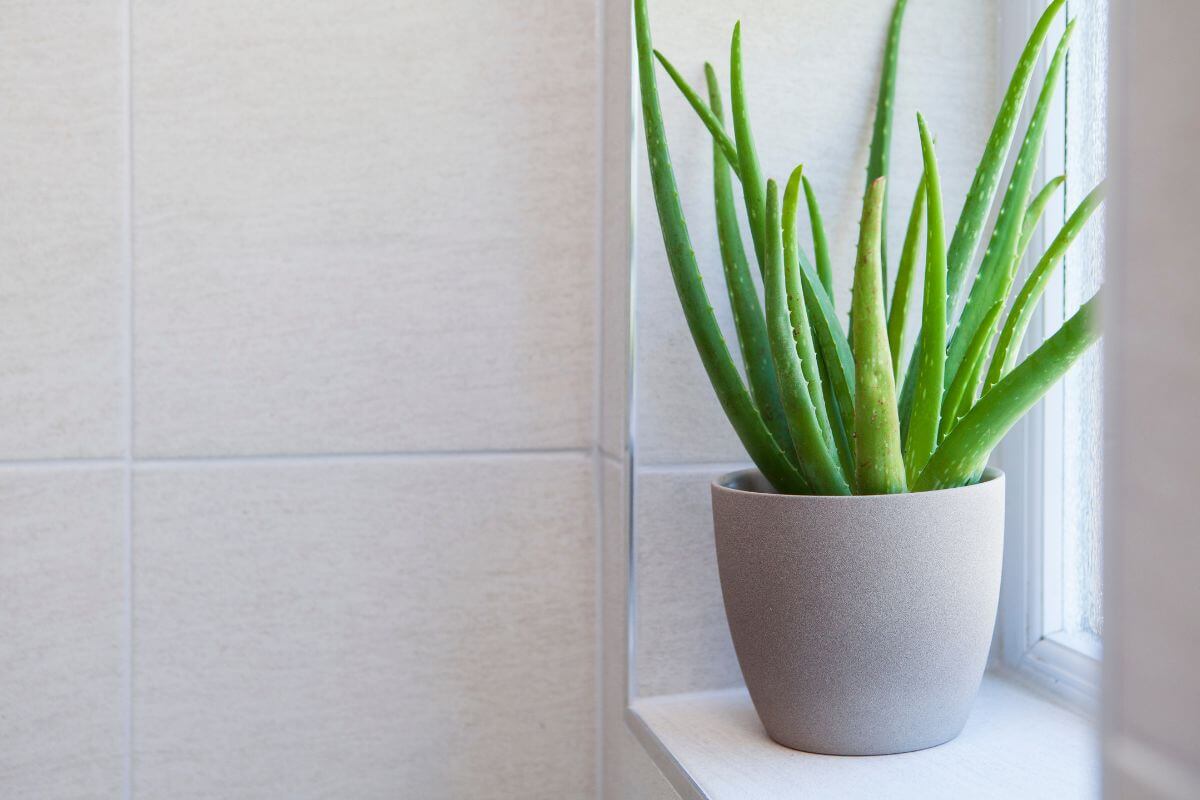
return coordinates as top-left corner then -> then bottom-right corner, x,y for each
1061,0 -> 1107,647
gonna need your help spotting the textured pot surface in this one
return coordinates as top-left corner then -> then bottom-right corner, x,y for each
712,469 -> 1005,756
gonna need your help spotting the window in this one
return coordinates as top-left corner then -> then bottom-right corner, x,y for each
996,0 -> 1107,706
1047,0 -> 1108,660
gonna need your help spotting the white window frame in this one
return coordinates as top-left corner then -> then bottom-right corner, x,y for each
993,0 -> 1102,711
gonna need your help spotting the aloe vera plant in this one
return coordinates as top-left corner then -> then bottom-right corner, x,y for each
636,0 -> 1104,494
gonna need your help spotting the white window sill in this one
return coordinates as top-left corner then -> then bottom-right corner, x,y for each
626,672 -> 1097,799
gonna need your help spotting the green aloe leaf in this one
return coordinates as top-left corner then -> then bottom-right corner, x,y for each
915,291 -> 1102,491
654,50 -> 741,178
784,168 -> 843,467
945,20 -> 1075,399
801,175 -> 836,305
887,176 -> 926,383
851,178 -> 907,494
797,250 -> 856,450
815,343 -> 856,489
984,181 -> 1106,394
1018,175 -> 1066,261
898,0 -> 1066,436
944,0 -> 1067,306
731,21 -> 768,274
634,0 -> 809,493
865,0 -> 910,307
940,300 -> 1005,441
706,64 -> 795,456
957,178 -> 1067,421
650,7 -> 877,423
634,0 -> 1103,498
765,178 -> 851,495
903,116 -> 947,486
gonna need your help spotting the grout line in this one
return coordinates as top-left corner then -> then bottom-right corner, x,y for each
120,0 -> 135,796
0,453 -> 784,476
0,457 -> 124,471
623,0 -> 639,715
592,0 -> 607,795
634,461 -> 754,476
623,0 -> 641,713
624,447 -> 637,707
132,447 -> 591,468
0,448 -> 594,471
592,457 -> 605,800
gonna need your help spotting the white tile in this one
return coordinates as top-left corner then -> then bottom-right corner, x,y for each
131,1 -> 597,456
0,468 -> 124,798
633,0 -> 997,463
133,455 -> 595,800
602,457 -> 679,800
607,725 -> 681,800
602,457 -> 630,722
601,456 -> 631,791
0,3 -> 124,458
634,468 -> 745,697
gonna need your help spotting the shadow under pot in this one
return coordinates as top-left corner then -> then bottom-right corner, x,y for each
711,468 -> 1005,756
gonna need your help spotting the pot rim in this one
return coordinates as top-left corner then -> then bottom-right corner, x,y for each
713,466 -> 1004,501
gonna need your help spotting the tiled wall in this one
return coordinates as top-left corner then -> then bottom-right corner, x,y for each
2,2 -> 600,798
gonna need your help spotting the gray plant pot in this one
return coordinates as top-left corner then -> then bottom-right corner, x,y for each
711,467 -> 1005,756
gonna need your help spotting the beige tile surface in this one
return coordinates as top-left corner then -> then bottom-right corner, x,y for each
131,0 -> 597,456
602,457 -> 679,800
633,0 -> 997,464
602,456 -> 630,734
0,467 -> 124,798
133,455 -> 595,800
0,2 -> 124,458
634,468 -> 745,698
608,723 -> 681,800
